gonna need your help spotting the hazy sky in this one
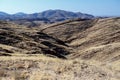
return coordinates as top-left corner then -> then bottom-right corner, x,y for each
0,0 -> 120,16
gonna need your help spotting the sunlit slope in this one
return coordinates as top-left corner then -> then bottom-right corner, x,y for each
42,18 -> 120,62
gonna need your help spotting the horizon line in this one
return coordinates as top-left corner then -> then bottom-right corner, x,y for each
0,9 -> 120,17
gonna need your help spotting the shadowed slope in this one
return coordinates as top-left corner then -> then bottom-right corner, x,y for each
0,21 -> 73,59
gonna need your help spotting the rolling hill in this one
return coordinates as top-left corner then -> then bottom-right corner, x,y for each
42,17 -> 120,62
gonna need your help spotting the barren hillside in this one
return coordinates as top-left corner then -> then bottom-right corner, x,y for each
42,18 -> 120,62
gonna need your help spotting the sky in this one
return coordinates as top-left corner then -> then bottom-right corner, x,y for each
0,0 -> 120,16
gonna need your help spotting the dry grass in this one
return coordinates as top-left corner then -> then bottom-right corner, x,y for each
0,55 -> 119,80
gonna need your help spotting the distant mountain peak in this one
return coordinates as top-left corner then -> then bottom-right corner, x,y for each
0,11 -> 9,15
13,12 -> 26,15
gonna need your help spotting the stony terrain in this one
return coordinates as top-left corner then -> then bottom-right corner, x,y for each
0,17 -> 120,80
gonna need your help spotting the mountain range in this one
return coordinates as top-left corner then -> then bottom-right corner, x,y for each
0,10 -> 94,22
